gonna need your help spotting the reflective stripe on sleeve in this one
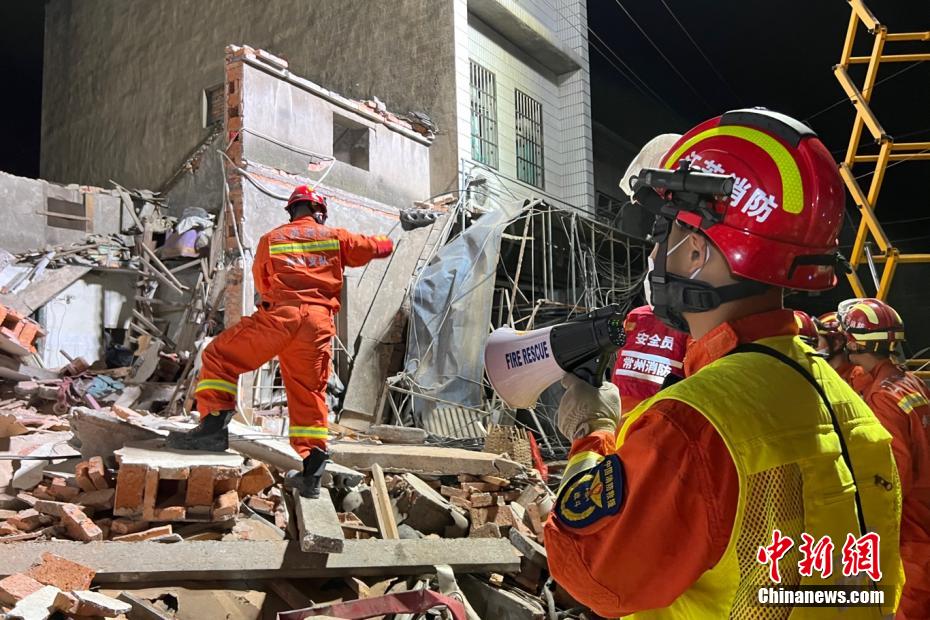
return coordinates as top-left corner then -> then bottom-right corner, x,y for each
559,450 -> 604,493
269,239 -> 340,255
898,392 -> 929,414
195,379 -> 238,396
289,425 -> 329,439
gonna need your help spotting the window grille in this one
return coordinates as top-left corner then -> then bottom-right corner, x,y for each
470,61 -> 498,169
515,89 -> 544,189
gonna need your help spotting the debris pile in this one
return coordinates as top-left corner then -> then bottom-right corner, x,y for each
0,393 -> 595,618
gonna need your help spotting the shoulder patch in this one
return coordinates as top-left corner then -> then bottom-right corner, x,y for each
555,454 -> 626,528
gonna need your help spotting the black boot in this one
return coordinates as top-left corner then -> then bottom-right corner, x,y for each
285,447 -> 330,499
165,410 -> 234,452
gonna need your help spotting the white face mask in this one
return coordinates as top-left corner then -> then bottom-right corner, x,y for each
644,233 -> 710,306
643,255 -> 655,307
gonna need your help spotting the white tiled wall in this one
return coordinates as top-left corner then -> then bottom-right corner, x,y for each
453,0 -> 594,213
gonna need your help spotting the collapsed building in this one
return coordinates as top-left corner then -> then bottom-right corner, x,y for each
0,43 -> 642,619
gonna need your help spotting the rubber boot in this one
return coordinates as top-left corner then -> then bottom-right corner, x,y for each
284,447 -> 330,499
165,410 -> 234,451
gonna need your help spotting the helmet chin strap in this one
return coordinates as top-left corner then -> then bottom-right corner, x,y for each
648,222 -> 770,333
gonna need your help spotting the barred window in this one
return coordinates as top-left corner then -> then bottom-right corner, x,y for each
515,89 -> 544,189
470,61 -> 498,169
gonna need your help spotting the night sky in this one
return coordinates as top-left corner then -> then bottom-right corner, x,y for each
1,1 -> 928,344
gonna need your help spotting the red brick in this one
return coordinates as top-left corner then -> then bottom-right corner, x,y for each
214,467 -> 242,494
212,489 -> 239,519
59,504 -> 103,542
237,463 -> 274,497
469,505 -> 514,530
74,463 -> 97,493
110,519 -> 150,536
440,485 -> 467,499
7,509 -> 51,532
25,553 -> 96,591
246,496 -> 275,514
87,457 -> 109,490
113,464 -> 148,517
0,573 -> 44,606
470,492 -> 493,508
141,468 -> 159,521
153,506 -> 186,521
462,482 -> 495,494
469,522 -> 501,538
524,502 -> 545,538
450,496 -> 472,510
76,488 -> 114,510
44,480 -> 80,502
0,523 -> 20,536
112,525 -> 172,542
185,466 -> 215,507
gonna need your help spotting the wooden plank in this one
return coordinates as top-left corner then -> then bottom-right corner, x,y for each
291,487 -> 344,554
370,463 -> 399,540
0,539 -> 520,582
139,243 -> 187,291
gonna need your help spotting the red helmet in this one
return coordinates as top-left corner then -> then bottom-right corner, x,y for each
286,185 -> 327,213
838,298 -> 905,354
793,310 -> 818,346
659,108 -> 846,290
814,311 -> 845,356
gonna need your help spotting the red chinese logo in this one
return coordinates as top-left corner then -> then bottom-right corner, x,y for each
758,531 -> 882,582
841,532 -> 882,581
798,533 -> 834,578
757,529 -> 794,583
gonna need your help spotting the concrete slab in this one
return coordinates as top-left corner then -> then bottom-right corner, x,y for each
115,439 -> 243,473
292,488 -> 344,554
330,443 -> 524,478
0,539 -> 521,582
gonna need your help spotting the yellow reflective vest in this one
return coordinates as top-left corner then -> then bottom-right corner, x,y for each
616,335 -> 904,618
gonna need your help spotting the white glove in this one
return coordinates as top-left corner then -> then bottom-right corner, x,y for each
557,373 -> 621,440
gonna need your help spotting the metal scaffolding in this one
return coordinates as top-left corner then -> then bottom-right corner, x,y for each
834,0 -> 930,300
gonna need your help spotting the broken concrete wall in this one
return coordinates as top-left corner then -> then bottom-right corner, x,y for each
238,63 -> 432,212
162,130 -> 225,218
0,171 -> 123,254
228,57 -> 434,364
41,0 -> 458,194
37,273 -> 134,369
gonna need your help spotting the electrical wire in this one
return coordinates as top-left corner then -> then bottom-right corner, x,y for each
657,0 -> 742,104
586,27 -> 679,117
805,60 -> 926,123
551,0 -> 682,119
610,0 -> 715,113
854,146 -> 930,180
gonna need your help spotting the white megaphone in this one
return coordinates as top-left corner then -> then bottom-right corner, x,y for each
484,306 -> 626,409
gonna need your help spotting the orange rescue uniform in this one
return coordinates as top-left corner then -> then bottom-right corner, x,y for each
543,313 -> 808,615
834,356 -> 865,386
852,359 -> 930,618
194,215 -> 392,457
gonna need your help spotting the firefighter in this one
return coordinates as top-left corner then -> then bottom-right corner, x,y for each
816,310 -> 864,385
545,109 -> 903,617
840,298 -> 930,617
166,185 -> 393,498
793,309 -> 819,348
610,305 -> 687,413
